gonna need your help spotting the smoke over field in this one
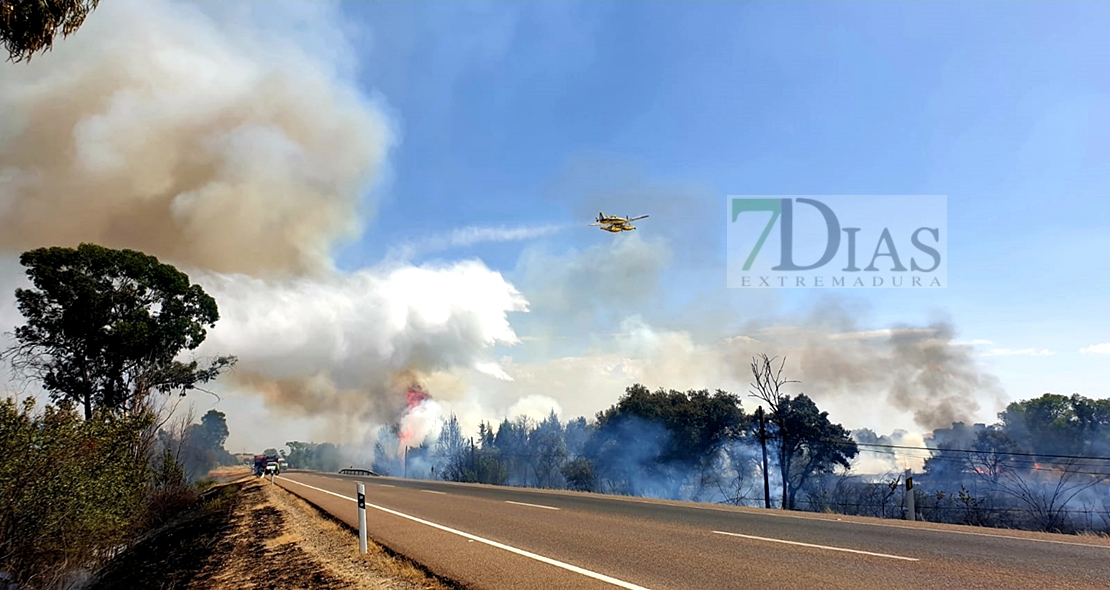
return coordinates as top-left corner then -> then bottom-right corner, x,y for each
0,0 -> 528,443
0,0 -> 389,277
0,0 -> 1020,482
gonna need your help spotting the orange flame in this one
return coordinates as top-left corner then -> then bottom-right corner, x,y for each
398,385 -> 431,447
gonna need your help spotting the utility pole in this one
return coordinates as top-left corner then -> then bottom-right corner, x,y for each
757,406 -> 771,509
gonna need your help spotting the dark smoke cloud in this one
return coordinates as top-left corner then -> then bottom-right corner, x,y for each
0,0 -> 390,278
885,321 -> 1002,431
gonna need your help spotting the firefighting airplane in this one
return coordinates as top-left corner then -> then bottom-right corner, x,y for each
589,211 -> 650,233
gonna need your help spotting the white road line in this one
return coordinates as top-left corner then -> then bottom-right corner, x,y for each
470,484 -> 1110,550
421,489 -> 447,495
277,476 -> 651,590
713,531 -> 919,561
307,472 -> 1110,549
506,500 -> 560,511
379,484 -> 395,488
721,508 -> 1110,549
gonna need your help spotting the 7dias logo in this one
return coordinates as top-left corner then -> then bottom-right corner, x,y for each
726,195 -> 947,289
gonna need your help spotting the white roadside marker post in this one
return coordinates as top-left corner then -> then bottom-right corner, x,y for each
905,468 -> 915,521
357,483 -> 368,554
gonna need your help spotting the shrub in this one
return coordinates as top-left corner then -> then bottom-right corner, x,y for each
0,397 -> 151,588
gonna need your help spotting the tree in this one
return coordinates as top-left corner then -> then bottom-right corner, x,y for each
586,384 -> 748,498
999,393 -> 1110,458
315,443 -> 342,472
561,457 -> 596,492
493,416 -> 532,486
749,354 -> 795,508
448,439 -> 508,485
965,427 -> 1027,486
530,410 -> 568,489
778,394 -> 858,509
564,416 -> 592,457
201,410 -> 229,449
923,421 -> 987,479
284,442 -> 315,469
1,244 -> 237,420
749,354 -> 858,510
159,408 -> 233,483
434,414 -> 467,480
1,0 -> 100,63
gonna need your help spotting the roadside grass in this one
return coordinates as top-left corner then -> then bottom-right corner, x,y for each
270,483 -> 460,590
86,475 -> 460,590
84,481 -> 243,590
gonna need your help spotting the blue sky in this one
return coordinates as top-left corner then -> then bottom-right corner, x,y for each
3,0 -> 1107,454
322,0 -> 1109,413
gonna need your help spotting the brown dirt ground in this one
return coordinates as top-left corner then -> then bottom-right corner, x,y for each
87,476 -> 458,590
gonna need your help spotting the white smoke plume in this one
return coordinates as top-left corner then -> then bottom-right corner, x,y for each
192,261 -> 528,438
0,0 -> 1011,459
0,0 -> 530,446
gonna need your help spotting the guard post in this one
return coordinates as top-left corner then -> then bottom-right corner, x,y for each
357,483 -> 367,554
905,468 -> 915,521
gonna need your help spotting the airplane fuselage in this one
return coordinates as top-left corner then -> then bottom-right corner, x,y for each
592,212 -> 645,232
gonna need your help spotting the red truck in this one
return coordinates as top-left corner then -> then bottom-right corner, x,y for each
253,454 -> 281,476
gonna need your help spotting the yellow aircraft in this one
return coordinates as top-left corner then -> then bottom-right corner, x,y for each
589,211 -> 649,233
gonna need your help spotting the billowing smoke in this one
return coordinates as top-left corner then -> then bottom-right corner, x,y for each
850,428 -> 931,475
0,0 -> 1008,462
484,311 -> 1005,438
190,262 -> 527,439
0,0 -> 528,446
0,0 -> 389,278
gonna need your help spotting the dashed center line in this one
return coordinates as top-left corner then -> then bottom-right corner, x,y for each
506,500 -> 560,511
378,484 -> 395,488
421,489 -> 447,495
713,530 -> 919,561
276,476 -> 651,589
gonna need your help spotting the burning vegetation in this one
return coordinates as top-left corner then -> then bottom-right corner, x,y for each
284,358 -> 1110,537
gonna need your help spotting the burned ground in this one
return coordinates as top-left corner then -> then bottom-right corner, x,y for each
87,476 -> 455,590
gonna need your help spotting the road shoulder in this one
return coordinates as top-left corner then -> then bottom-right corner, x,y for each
87,476 -> 456,590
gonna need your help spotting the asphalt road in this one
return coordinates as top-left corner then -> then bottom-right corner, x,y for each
275,470 -> 1110,590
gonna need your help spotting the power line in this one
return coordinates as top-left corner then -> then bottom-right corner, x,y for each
854,449 -> 1110,471
840,440 -> 1110,462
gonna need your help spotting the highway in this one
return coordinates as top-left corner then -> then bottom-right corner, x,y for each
275,470 -> 1110,590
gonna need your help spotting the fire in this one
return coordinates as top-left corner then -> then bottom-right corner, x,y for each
398,385 -> 432,449
405,386 -> 431,410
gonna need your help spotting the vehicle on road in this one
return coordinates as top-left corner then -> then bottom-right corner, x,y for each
254,454 -> 281,476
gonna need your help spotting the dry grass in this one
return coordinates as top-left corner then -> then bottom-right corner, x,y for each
269,481 -> 457,589
87,477 -> 458,590
203,464 -> 253,483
